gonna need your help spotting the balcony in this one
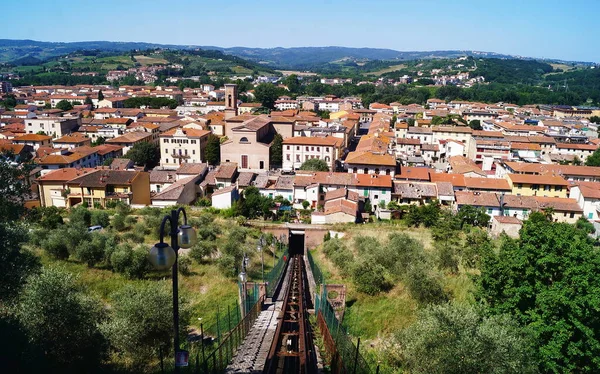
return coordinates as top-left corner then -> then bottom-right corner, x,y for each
171,153 -> 190,159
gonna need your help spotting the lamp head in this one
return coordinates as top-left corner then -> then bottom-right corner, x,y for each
178,225 -> 197,249
149,242 -> 176,270
239,271 -> 247,283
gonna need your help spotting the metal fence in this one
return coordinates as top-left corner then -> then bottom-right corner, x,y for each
265,247 -> 288,298
316,292 -> 373,374
307,249 -> 325,293
196,294 -> 265,374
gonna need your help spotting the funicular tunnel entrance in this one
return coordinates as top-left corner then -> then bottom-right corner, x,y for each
288,231 -> 305,256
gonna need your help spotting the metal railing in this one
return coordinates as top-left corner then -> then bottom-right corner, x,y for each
265,247 -> 288,298
197,294 -> 265,374
307,249 -> 325,293
316,293 -> 373,374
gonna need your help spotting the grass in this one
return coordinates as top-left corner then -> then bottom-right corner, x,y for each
311,220 -> 479,356
366,63 -> 407,76
134,55 -> 168,66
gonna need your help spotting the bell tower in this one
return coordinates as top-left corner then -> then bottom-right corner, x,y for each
224,83 -> 238,120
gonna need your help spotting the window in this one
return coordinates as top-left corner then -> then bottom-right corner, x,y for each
374,194 -> 378,200
165,149 -> 168,153
286,146 -> 290,150
306,147 -> 309,151
375,168 -> 380,175
28,123 -> 32,126
555,186 -> 562,192
286,154 -> 290,161
191,140 -> 196,144
192,150 -> 195,155
570,213 -> 575,219
364,168 -> 368,174
296,146 -> 300,151
532,184 -> 539,190
259,161 -> 264,169
488,208 -> 493,214
240,137 -> 249,143
325,147 -> 329,152
386,169 -> 391,175
296,155 -> 300,162
517,183 -> 523,189
544,185 -> 550,191
316,147 -> 320,152
166,158 -> 169,163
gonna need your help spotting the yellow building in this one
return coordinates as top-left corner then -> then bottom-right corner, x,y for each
37,168 -> 96,208
506,174 -> 568,198
65,169 -> 150,208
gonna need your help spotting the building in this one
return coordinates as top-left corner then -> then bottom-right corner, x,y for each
159,127 -> 210,169
106,131 -> 153,154
224,84 -> 238,120
64,169 -> 150,208
490,216 -> 522,238
345,151 -> 396,177
569,182 -> 600,220
52,133 -> 92,149
506,174 -> 569,198
37,168 -> 96,207
25,117 -> 80,138
221,117 -> 273,170
282,136 -> 341,171
13,134 -> 52,150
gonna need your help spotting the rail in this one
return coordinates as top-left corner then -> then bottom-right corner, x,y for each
263,255 -> 318,373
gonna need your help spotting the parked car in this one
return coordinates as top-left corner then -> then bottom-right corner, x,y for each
88,225 -> 103,232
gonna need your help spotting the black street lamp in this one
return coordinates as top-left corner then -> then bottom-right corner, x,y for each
149,208 -> 197,373
258,234 -> 265,283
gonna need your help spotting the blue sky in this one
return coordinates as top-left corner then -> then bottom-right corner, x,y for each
3,0 -> 599,62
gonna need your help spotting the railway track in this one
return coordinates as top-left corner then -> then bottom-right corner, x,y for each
263,255 -> 318,374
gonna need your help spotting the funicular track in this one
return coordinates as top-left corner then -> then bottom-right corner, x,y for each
263,255 -> 317,374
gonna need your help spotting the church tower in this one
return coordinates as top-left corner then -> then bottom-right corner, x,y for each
224,84 -> 238,120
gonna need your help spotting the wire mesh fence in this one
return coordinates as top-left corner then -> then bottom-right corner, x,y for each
195,295 -> 265,374
307,249 -> 325,293
316,292 -> 373,374
265,247 -> 288,298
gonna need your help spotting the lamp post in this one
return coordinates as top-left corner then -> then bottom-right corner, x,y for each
149,208 -> 197,373
239,252 -> 249,317
258,234 -> 265,283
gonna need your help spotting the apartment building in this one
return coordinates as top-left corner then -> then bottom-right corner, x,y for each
282,136 -> 341,171
25,117 -> 80,138
159,127 -> 210,169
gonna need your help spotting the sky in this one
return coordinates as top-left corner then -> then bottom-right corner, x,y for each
3,0 -> 599,62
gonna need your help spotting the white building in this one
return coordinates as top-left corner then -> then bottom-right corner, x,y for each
159,127 -> 211,169
282,137 -> 341,171
25,117 -> 80,138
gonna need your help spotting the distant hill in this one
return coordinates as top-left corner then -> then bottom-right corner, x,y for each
0,39 -> 594,70
206,46 -> 519,69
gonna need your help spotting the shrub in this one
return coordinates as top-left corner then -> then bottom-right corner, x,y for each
352,258 -> 391,295
195,197 -> 212,207
217,254 -> 237,277
69,206 -> 91,227
405,265 -> 448,305
90,210 -> 110,228
110,244 -> 149,279
111,214 -> 126,231
190,241 -> 217,263
76,234 -> 106,267
178,255 -> 192,276
42,230 -> 69,260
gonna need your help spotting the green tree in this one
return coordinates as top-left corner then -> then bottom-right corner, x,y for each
457,205 -> 490,228
102,282 -> 189,368
0,223 -> 40,301
352,258 -> 391,295
254,83 -> 279,109
2,94 -> 17,109
468,119 -> 482,130
270,133 -> 283,167
18,267 -> 107,371
90,210 -> 110,227
478,218 -> 600,373
589,115 -> 600,124
97,90 -> 104,101
84,96 -> 93,108
299,158 -> 329,172
283,74 -> 301,93
392,303 -> 538,374
575,216 -> 595,234
205,133 -> 220,165
55,100 -> 73,111
91,136 -> 105,146
125,141 -> 161,168
585,148 -> 600,166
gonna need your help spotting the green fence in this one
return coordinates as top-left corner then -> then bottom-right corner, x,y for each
316,292 -> 373,374
307,249 -> 325,293
265,247 -> 288,298
196,294 -> 265,374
